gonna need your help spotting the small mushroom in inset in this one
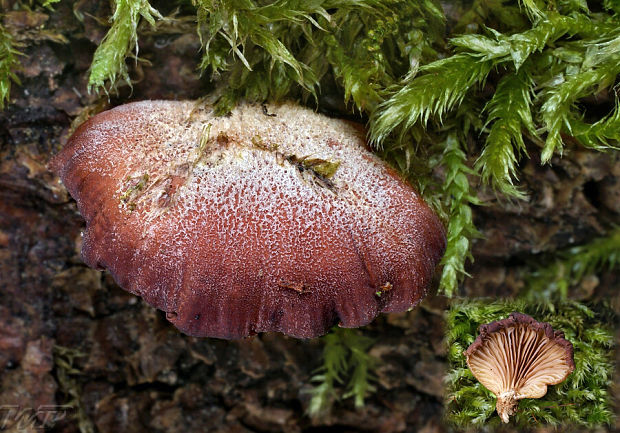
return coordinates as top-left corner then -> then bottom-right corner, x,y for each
49,100 -> 446,339
464,312 -> 575,423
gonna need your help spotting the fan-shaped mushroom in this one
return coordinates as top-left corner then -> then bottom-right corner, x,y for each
464,312 -> 575,423
50,101 -> 446,339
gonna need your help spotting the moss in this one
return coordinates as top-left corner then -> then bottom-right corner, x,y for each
284,154 -> 340,189
301,158 -> 341,179
306,328 -> 377,418
53,345 -> 95,433
251,134 -> 278,151
0,23 -> 21,109
120,172 -> 150,211
374,281 -> 392,297
524,227 -> 620,304
88,0 -> 162,93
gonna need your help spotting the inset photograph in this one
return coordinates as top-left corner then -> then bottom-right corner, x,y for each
446,299 -> 615,429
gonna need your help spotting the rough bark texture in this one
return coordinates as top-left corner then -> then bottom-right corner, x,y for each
0,1 -> 618,433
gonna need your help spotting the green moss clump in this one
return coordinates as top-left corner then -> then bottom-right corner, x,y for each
88,0 -> 162,93
306,328 -> 376,418
0,23 -> 21,109
524,226 -> 620,304
119,172 -> 150,211
54,345 -> 96,433
445,299 -> 615,429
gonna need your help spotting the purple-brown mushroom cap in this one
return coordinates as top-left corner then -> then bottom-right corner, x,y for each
50,100 -> 446,339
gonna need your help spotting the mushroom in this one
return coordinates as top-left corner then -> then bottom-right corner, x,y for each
464,312 -> 575,423
50,101 -> 446,339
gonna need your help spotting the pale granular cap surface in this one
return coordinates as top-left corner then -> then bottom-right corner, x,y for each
50,100 -> 446,339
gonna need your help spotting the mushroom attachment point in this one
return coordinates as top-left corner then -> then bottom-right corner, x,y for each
49,101 -> 446,339
464,312 -> 575,423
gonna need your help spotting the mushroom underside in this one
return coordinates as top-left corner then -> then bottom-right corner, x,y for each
465,312 -> 575,422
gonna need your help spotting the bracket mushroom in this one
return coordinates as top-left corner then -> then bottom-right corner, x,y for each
50,100 -> 446,339
464,312 -> 575,423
